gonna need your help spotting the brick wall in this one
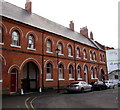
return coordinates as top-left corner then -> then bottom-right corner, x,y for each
0,17 -> 108,94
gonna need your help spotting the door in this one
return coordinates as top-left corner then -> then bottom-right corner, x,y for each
10,74 -> 17,92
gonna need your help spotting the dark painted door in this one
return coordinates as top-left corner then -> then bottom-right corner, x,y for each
10,74 -> 16,92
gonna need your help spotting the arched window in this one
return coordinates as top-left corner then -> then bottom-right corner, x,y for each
69,65 -> 74,80
58,64 -> 64,80
12,31 -> 20,46
28,35 -> 34,49
91,67 -> 94,79
46,63 -> 53,80
68,45 -> 72,56
103,54 -> 105,62
77,66 -> 82,79
90,51 -> 93,60
58,43 -> 63,54
83,49 -> 87,59
76,48 -> 80,58
100,54 -> 102,62
84,66 -> 88,74
94,67 -> 97,78
46,39 -> 52,52
84,65 -> 88,82
93,52 -> 96,61
0,27 -> 2,43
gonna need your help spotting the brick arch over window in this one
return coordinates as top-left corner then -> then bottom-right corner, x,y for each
44,59 -> 55,69
67,43 -> 73,56
20,58 -> 42,74
0,54 -> 6,65
82,48 -> 87,59
67,62 -> 75,70
76,63 -> 82,69
67,43 -> 74,49
56,40 -> 65,47
25,31 -> 38,41
58,61 -> 66,69
44,36 -> 54,45
8,64 -> 20,74
9,26 -> 24,38
0,21 -> 8,33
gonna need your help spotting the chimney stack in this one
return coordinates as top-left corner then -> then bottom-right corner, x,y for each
90,31 -> 94,40
25,0 -> 32,14
69,21 -> 74,31
80,26 -> 88,38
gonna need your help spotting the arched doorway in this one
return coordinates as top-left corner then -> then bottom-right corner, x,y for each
21,61 -> 39,92
100,69 -> 105,81
10,69 -> 18,92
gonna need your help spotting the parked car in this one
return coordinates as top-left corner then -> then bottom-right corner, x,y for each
90,81 -> 107,91
67,81 -> 92,93
104,80 -> 115,89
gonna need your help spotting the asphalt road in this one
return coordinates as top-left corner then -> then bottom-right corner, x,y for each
2,87 -> 119,109
33,87 -> 119,109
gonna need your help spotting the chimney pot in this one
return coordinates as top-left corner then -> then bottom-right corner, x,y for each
69,21 -> 74,31
25,0 -> 32,14
90,31 -> 94,40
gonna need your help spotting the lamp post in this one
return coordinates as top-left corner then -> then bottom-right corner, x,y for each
55,48 -> 60,93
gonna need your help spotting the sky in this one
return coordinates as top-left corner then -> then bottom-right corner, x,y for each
3,0 -> 119,49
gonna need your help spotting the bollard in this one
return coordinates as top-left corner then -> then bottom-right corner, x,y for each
21,88 -> 24,95
39,87 -> 42,93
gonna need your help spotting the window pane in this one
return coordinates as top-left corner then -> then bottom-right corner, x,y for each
83,50 -> 87,59
69,65 -> 74,78
47,40 -> 52,52
12,31 -> 19,46
76,48 -> 80,57
58,43 -> 62,54
59,64 -> 63,79
0,27 -> 2,43
68,46 -> 72,56
46,63 -> 52,79
28,35 -> 34,49
77,66 -> 81,78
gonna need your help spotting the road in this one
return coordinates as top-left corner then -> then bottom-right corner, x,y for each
2,87 -> 119,109
33,87 -> 119,109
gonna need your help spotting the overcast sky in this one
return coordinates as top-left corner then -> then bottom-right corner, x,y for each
4,0 -> 119,49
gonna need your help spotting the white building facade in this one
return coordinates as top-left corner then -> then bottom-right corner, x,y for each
106,49 -> 120,83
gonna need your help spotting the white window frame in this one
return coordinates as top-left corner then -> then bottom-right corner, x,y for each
58,64 -> 64,80
0,27 -> 3,43
12,31 -> 20,46
76,48 -> 81,58
68,46 -> 73,57
77,66 -> 82,80
46,40 -> 52,53
83,49 -> 87,60
58,43 -> 63,55
69,65 -> 74,80
46,63 -> 53,81
90,51 -> 93,61
28,35 -> 35,49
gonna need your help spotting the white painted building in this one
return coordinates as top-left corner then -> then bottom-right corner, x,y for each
106,49 -> 120,84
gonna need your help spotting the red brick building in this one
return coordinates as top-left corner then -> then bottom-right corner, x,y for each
0,1 -> 108,94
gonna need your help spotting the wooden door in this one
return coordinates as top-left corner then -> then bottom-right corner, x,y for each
10,74 -> 16,92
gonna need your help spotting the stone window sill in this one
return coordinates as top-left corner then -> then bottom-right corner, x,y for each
27,47 -> 36,51
10,44 -> 21,48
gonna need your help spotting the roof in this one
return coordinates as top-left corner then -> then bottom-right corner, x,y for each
0,1 -> 103,49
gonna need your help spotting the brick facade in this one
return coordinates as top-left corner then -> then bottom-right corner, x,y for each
0,1 -> 108,94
